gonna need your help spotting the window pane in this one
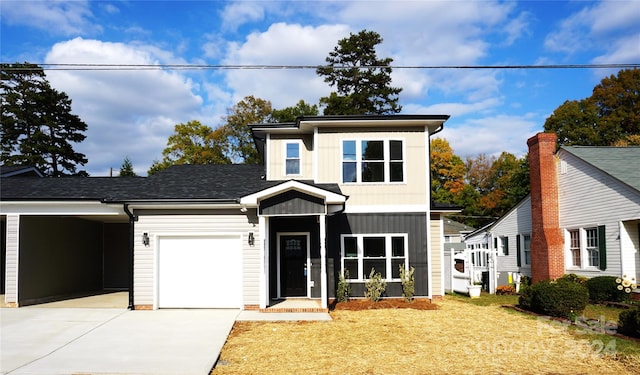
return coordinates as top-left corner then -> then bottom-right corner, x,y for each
363,237 -> 385,257
390,140 -> 403,160
344,237 -> 357,257
392,259 -> 405,279
342,140 -> 356,161
390,162 -> 403,182
286,143 -> 299,158
344,259 -> 358,279
343,162 -> 357,182
286,159 -> 299,175
392,237 -> 405,257
362,162 -> 384,182
362,141 -> 383,160
363,259 -> 386,279
570,230 -> 581,267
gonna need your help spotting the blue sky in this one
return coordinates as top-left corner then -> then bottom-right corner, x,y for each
2,0 -> 639,176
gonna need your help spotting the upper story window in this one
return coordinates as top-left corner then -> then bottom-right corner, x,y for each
285,142 -> 300,175
342,139 -> 404,184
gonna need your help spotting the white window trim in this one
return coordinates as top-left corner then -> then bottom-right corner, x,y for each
564,227 -> 601,271
496,236 -> 508,257
340,233 -> 409,282
284,140 -> 302,176
341,138 -> 406,184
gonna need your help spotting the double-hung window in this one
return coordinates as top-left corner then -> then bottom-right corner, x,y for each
523,234 -> 531,265
565,226 -> 606,270
285,141 -> 300,175
569,229 -> 581,267
341,234 -> 408,281
586,228 -> 599,268
342,139 -> 404,183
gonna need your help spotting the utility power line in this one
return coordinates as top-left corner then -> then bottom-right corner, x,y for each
3,63 -> 639,71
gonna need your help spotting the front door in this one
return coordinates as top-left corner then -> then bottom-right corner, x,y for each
279,234 -> 308,297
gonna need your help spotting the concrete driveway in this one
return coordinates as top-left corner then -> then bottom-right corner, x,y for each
1,307 -> 239,375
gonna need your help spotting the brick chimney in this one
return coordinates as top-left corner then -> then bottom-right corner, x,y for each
527,133 -> 564,282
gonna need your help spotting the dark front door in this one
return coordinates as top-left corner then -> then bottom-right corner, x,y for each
280,235 -> 307,297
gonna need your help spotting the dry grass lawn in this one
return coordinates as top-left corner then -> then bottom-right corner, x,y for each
212,297 -> 640,374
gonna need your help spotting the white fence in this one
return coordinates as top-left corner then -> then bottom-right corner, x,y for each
444,248 -> 497,295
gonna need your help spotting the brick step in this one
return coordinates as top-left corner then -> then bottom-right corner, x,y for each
259,307 -> 328,313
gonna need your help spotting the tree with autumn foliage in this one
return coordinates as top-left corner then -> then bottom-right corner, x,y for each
430,138 -> 465,203
148,120 -> 229,175
544,69 -> 640,146
430,138 -> 529,227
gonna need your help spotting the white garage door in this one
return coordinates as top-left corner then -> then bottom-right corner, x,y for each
158,235 -> 242,308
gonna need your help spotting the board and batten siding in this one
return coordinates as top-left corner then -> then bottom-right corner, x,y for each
316,128 -> 429,208
266,134 -> 314,180
4,215 -> 19,304
133,213 -> 259,308
558,151 -> 640,277
491,195 -> 532,275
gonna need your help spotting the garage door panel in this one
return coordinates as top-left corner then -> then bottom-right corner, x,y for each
158,236 -> 241,308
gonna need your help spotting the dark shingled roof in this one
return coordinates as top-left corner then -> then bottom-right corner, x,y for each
0,164 -> 343,202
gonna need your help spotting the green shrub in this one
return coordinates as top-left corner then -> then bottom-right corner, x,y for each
399,264 -> 415,302
518,282 -> 533,310
336,269 -> 351,303
618,308 -> 640,338
558,273 -> 588,285
364,269 -> 386,302
528,279 -> 589,318
586,276 -> 630,303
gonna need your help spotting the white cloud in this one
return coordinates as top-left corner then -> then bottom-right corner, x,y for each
544,0 -> 640,62
220,1 -> 266,32
439,114 -> 541,158
44,38 -> 204,176
222,23 -> 351,108
0,0 -> 100,36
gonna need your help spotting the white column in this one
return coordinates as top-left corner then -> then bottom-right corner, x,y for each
319,213 -> 327,308
259,216 -> 269,309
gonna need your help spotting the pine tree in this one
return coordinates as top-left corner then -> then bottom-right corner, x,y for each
317,30 -> 402,115
1,62 -> 88,176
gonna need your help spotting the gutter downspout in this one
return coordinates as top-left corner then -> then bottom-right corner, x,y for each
123,204 -> 135,310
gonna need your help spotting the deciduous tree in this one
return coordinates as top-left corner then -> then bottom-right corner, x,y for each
544,69 -> 640,146
271,100 -> 318,122
222,96 -> 272,164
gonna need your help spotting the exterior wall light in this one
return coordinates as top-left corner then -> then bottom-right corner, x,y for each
248,232 -> 255,246
142,232 -> 150,246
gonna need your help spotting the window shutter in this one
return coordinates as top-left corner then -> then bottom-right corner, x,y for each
504,237 -> 509,255
598,225 -> 607,271
516,234 -> 521,267
494,237 -> 498,250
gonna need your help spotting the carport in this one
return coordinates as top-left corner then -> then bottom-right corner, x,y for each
2,202 -> 130,307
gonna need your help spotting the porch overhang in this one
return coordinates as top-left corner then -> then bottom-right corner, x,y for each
239,180 -> 346,213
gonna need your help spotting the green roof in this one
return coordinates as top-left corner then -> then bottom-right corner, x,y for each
561,146 -> 640,192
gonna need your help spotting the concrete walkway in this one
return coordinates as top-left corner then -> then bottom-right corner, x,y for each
1,307 -> 239,375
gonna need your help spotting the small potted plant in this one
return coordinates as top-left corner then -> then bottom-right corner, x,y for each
468,281 -> 482,298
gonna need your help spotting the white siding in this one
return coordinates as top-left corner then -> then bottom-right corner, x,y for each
4,215 -> 19,304
430,217 -> 442,297
491,195 -> 532,276
134,213 -> 259,308
558,150 -> 640,278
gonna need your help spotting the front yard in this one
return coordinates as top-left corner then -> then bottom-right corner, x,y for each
212,296 -> 640,374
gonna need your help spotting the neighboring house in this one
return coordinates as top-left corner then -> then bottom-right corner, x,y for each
464,195 -> 533,288
464,133 -> 639,294
0,165 -> 44,178
1,115 -> 459,310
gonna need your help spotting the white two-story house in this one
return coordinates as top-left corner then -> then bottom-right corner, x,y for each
1,115 -> 458,311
